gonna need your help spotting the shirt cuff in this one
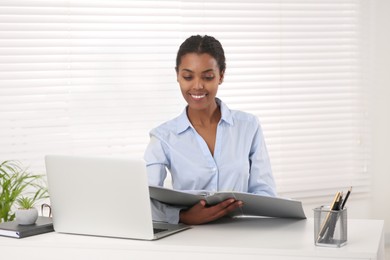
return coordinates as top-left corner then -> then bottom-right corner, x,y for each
150,199 -> 185,224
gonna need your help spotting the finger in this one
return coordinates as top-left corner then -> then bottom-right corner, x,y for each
187,200 -> 207,211
206,200 -> 242,221
195,200 -> 207,208
194,198 -> 234,212
225,200 -> 243,212
213,198 -> 237,210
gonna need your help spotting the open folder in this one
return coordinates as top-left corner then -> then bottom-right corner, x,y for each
149,186 -> 306,219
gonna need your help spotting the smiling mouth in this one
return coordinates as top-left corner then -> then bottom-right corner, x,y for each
190,93 -> 207,100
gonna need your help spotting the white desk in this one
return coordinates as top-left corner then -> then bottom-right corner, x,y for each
0,218 -> 385,260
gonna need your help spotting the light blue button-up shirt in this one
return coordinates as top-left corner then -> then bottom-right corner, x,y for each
144,98 -> 276,223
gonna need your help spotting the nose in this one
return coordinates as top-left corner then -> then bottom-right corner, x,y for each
193,78 -> 204,90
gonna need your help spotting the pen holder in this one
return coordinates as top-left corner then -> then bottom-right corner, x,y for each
313,206 -> 347,247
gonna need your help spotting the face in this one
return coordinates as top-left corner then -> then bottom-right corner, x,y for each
177,53 -> 224,112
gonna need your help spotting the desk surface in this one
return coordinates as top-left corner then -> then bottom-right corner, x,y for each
0,218 -> 385,260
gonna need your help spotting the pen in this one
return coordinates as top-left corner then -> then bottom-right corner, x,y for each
341,186 -> 352,209
317,191 -> 341,242
335,192 -> 343,211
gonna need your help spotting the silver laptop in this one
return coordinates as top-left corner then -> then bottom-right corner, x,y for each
44,154 -> 190,240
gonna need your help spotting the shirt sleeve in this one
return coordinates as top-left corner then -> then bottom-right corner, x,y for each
144,135 -> 168,186
150,199 -> 184,224
144,134 -> 185,224
248,118 -> 277,197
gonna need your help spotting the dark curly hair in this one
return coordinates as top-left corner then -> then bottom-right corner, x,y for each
175,35 -> 226,74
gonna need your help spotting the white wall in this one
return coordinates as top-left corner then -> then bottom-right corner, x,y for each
303,0 -> 390,244
370,0 -> 390,244
303,2 -> 390,234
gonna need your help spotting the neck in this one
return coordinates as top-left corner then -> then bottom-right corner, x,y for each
187,102 -> 221,127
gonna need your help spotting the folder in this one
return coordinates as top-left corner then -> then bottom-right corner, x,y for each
149,186 -> 306,219
0,216 -> 54,238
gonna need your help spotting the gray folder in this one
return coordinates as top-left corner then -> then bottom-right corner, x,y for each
149,186 -> 306,219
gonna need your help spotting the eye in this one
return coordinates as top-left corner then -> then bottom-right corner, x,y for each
182,75 -> 192,81
203,74 -> 215,81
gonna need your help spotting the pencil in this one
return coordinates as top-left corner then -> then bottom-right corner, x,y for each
341,186 -> 352,209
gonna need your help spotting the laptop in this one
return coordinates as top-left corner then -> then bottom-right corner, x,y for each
44,154 -> 190,240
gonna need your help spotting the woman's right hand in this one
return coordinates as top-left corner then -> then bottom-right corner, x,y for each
179,198 -> 243,225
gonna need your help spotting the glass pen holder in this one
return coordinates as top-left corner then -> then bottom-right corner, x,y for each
313,206 -> 347,248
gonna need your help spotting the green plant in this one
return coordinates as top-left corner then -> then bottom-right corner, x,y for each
0,160 -> 48,222
16,196 -> 37,210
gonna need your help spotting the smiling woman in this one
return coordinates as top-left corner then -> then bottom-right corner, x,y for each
144,35 -> 277,225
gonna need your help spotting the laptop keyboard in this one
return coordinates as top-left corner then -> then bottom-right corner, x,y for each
153,228 -> 168,234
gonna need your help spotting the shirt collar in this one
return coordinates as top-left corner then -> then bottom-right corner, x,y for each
176,98 -> 233,134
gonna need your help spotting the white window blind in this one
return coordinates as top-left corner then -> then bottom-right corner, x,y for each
0,0 -> 370,201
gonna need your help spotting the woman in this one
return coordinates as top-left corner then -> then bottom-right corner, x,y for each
144,35 -> 276,225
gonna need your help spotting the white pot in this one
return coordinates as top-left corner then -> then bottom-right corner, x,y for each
15,208 -> 38,225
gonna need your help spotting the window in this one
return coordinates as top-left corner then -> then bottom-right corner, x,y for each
0,0 -> 370,201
